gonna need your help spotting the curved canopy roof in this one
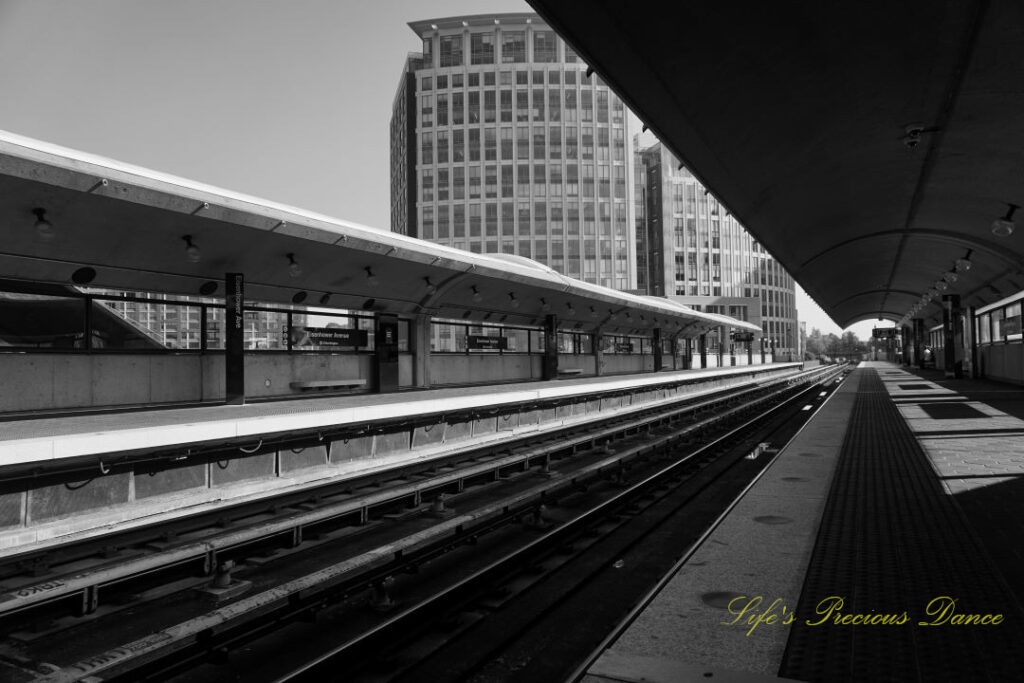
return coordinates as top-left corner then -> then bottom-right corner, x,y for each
528,0 -> 1024,329
0,131 -> 757,337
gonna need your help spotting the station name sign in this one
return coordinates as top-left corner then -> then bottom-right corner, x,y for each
731,332 -> 755,342
467,335 -> 507,350
290,326 -> 368,347
873,328 -> 899,339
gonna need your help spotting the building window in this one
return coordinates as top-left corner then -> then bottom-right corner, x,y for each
471,33 -> 495,64
533,30 -> 557,62
468,129 -> 480,161
421,95 -> 433,127
501,164 -> 514,197
564,43 -> 578,63
437,131 -> 449,163
470,204 -> 481,235
581,90 -> 593,122
485,128 -> 497,161
548,90 -> 561,122
468,91 -> 480,123
517,163 -> 530,196
533,163 -> 547,196
500,89 -> 513,122
437,168 -> 449,201
421,169 -> 434,201
436,94 -> 448,126
485,165 -> 498,198
502,31 -> 526,63
452,129 -> 464,162
484,91 -> 496,123
452,92 -> 464,124
516,90 -> 529,122
469,166 -> 481,198
486,204 -> 498,236
437,204 -> 450,238
501,127 -> 513,160
423,37 -> 433,65
549,127 -> 562,159
453,167 -> 465,200
439,35 -> 463,67
453,204 -> 465,237
421,134 -> 433,165
517,126 -> 530,159
565,128 -> 578,157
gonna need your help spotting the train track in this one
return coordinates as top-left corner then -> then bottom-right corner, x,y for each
268,368 -> 843,683
0,364 -> 846,682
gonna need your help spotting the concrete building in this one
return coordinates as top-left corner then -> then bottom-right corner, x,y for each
390,13 -> 636,291
635,141 -> 800,359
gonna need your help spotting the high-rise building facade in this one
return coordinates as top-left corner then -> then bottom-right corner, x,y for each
391,13 -> 636,291
636,141 -> 800,358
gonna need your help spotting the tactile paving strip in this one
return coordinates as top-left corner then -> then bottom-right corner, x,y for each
779,368 -> 1024,682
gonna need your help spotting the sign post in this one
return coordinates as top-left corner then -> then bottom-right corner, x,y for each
225,273 -> 245,405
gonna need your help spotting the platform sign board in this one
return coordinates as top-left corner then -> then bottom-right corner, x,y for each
1003,316 -> 1022,336
290,326 -> 367,347
732,332 -> 755,342
873,327 -> 899,339
467,334 -> 507,350
615,342 -> 634,353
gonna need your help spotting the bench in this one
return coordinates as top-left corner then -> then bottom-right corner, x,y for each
289,379 -> 367,391
558,368 -> 584,376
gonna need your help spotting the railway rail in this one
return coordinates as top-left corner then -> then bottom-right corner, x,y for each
0,364 -> 847,682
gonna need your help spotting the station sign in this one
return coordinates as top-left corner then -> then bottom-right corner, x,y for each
289,326 -> 368,347
468,335 -> 507,350
1003,316 -> 1022,336
731,332 -> 755,342
873,327 -> 899,339
615,342 -> 634,353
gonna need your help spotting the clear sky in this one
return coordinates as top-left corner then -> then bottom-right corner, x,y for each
0,0 -> 873,339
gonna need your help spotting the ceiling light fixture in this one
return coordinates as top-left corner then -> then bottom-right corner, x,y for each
32,207 -> 54,241
182,235 -> 201,263
566,302 -> 576,316
471,285 -> 482,303
508,292 -> 520,308
992,203 -> 1019,237
935,280 -> 948,292
424,277 -> 437,295
286,253 -> 302,278
540,297 -> 551,312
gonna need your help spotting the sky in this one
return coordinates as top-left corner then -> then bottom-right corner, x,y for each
0,0 -> 873,340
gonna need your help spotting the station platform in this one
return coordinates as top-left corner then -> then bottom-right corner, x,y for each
585,361 -> 1024,683
0,364 -> 801,555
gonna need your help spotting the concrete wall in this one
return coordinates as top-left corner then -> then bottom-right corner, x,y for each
429,353 -> 543,385
601,355 -> 653,375
979,343 -> 1024,385
0,353 -> 203,413
0,352 -> 378,412
559,354 -> 596,375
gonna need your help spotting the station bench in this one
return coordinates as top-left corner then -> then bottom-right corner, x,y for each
289,379 -> 367,391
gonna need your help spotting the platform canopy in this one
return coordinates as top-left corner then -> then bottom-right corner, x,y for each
528,0 -> 1024,328
0,131 -> 757,337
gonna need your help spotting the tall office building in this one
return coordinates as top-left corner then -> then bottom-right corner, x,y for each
390,13 -> 636,291
636,141 -> 800,357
